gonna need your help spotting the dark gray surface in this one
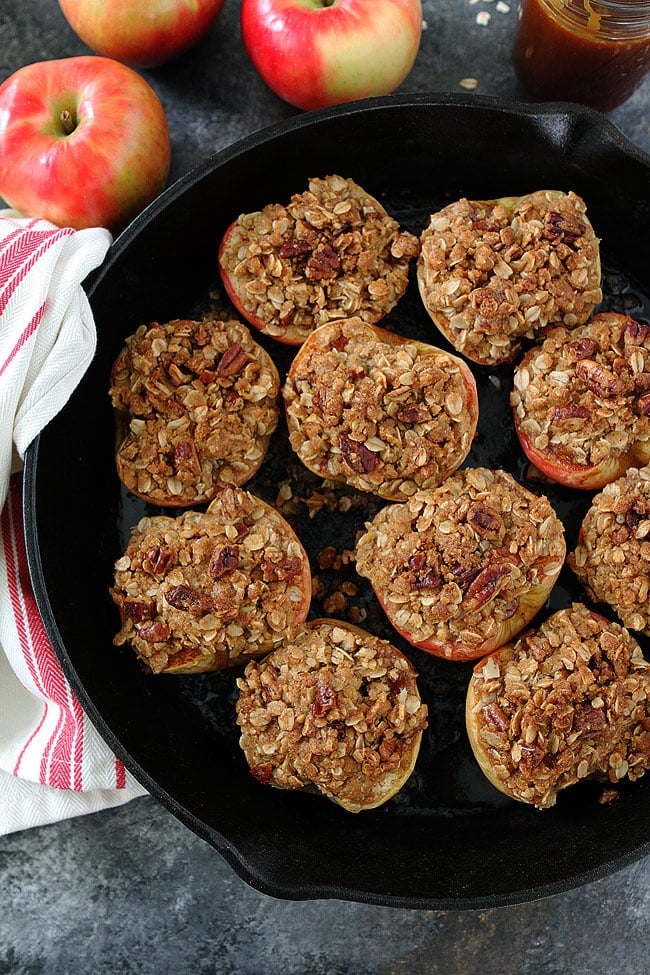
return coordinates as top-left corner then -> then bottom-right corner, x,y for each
1,1 -> 649,972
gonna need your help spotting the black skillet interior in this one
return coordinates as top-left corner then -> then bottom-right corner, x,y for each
23,94 -> 650,909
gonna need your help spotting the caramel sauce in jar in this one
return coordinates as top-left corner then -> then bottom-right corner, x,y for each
513,0 -> 650,112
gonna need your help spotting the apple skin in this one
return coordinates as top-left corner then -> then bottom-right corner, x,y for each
0,57 -> 171,232
513,413 -> 650,491
241,0 -> 423,111
58,0 -> 226,69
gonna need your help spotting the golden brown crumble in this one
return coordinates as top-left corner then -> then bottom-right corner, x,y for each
355,467 -> 565,658
417,190 -> 602,365
219,175 -> 420,343
110,318 -> 280,505
235,620 -> 427,812
467,603 -> 650,808
111,485 -> 311,674
511,313 -> 650,471
569,466 -> 650,634
282,317 -> 478,500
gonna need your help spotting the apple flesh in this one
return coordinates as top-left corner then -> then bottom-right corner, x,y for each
0,57 -> 170,232
58,0 -> 226,69
241,0 -> 423,111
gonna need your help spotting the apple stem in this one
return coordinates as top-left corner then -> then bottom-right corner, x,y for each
59,109 -> 76,136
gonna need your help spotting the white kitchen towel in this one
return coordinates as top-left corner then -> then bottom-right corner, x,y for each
0,212 -> 147,836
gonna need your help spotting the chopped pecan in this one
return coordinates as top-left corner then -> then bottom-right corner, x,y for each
396,405 -> 428,424
215,342 -> 249,377
550,404 -> 591,422
260,556 -> 303,583
451,563 -> 482,590
278,238 -> 312,259
339,434 -> 379,473
209,544 -> 239,579
306,244 -> 340,280
379,738 -> 404,761
123,598 -> 155,623
636,393 -> 650,416
173,438 -> 201,475
575,359 -> 623,397
565,337 -> 598,360
574,705 -> 607,733
544,210 -> 585,244
467,503 -> 502,537
250,762 -> 273,784
624,319 -> 649,345
141,545 -> 173,575
164,584 -> 208,617
137,621 -> 170,643
413,569 -> 443,591
482,703 -> 510,732
462,563 -> 511,611
311,683 -> 338,717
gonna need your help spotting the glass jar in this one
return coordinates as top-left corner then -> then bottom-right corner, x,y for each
513,0 -> 650,112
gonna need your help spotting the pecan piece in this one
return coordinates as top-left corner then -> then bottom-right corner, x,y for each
575,359 -> 623,397
278,238 -> 312,259
216,342 -> 249,377
462,563 -> 511,611
339,434 -> 379,473
565,337 -> 598,360
164,584 -> 208,617
306,243 -> 340,280
209,544 -> 239,579
467,503 -> 502,538
550,404 -> 591,422
482,703 -> 510,732
260,556 -> 303,583
544,210 -> 585,244
137,621 -> 170,643
123,598 -> 155,623
397,405 -> 428,424
141,545 -> 173,575
173,438 -> 201,475
624,319 -> 649,345
413,569 -> 443,591
311,683 -> 338,717
636,393 -> 650,416
250,762 -> 273,784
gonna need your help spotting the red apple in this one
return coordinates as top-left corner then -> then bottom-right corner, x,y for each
0,56 -> 170,232
58,0 -> 226,69
240,0 -> 423,111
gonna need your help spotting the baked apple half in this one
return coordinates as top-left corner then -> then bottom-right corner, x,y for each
218,174 -> 419,345
355,467 -> 565,661
283,317 -> 479,500
110,317 -> 280,506
235,618 -> 428,812
511,313 -> 650,490
466,603 -> 650,808
111,484 -> 311,674
417,189 -> 601,366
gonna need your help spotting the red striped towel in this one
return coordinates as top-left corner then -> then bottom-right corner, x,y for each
0,213 -> 146,835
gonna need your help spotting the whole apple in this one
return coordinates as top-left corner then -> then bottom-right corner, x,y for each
58,0 -> 226,69
0,57 -> 171,232
241,0 -> 423,111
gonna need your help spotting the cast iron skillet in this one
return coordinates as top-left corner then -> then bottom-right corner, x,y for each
23,94 -> 650,909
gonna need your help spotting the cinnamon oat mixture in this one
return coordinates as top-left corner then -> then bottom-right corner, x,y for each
110,318 -> 280,506
219,175 -> 420,344
282,317 -> 478,500
569,466 -> 650,634
355,468 -> 565,658
235,620 -> 427,812
111,485 -> 310,674
511,313 -> 650,472
466,603 -> 650,808
417,190 -> 602,365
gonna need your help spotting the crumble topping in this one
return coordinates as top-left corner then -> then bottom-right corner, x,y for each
569,466 -> 650,634
282,317 -> 478,500
110,318 -> 280,506
467,603 -> 650,808
417,190 -> 602,365
235,620 -> 427,812
219,174 -> 420,343
355,467 -> 565,657
111,485 -> 310,673
511,313 -> 650,470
